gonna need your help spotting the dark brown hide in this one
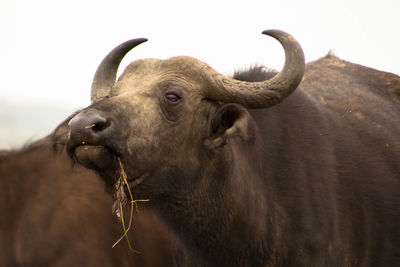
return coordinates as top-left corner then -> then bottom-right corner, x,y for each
0,135 -> 174,266
242,58 -> 400,266
303,55 -> 400,103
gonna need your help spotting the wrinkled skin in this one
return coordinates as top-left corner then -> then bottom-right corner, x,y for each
68,38 -> 400,266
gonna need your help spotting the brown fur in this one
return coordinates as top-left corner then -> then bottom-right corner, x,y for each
0,134 -> 174,266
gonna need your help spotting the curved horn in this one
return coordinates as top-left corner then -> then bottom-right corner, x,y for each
91,38 -> 148,103
204,30 -> 305,108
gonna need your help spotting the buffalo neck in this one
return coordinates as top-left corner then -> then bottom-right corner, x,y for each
153,133 -> 279,266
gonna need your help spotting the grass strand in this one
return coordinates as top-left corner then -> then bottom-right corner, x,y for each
111,158 -> 149,253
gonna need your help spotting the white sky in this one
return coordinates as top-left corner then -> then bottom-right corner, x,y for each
0,0 -> 399,148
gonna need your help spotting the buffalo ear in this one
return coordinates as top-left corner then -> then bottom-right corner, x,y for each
204,104 -> 254,151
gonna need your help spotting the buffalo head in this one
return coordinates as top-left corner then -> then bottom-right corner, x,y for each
67,30 -> 304,200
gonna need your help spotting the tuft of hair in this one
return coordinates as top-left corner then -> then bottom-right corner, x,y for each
325,50 -> 337,58
232,65 -> 277,82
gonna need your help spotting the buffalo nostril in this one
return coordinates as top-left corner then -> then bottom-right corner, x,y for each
68,111 -> 111,147
84,119 -> 110,132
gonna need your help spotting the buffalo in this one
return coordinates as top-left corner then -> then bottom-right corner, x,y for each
0,116 -> 174,266
67,30 -> 400,266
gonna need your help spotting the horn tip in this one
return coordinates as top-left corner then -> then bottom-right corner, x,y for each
262,29 -> 287,38
132,38 -> 148,45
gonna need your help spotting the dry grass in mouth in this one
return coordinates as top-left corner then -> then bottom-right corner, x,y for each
112,158 -> 149,252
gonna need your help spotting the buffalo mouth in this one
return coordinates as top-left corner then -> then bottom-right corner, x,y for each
73,144 -> 118,171
69,144 -> 147,190
70,144 -> 120,183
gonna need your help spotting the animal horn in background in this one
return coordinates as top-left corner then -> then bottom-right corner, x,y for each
203,30 -> 305,108
91,38 -> 148,103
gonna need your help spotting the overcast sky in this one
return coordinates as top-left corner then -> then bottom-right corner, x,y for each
1,0 -> 399,148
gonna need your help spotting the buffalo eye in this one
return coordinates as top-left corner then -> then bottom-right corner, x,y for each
165,92 -> 181,104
